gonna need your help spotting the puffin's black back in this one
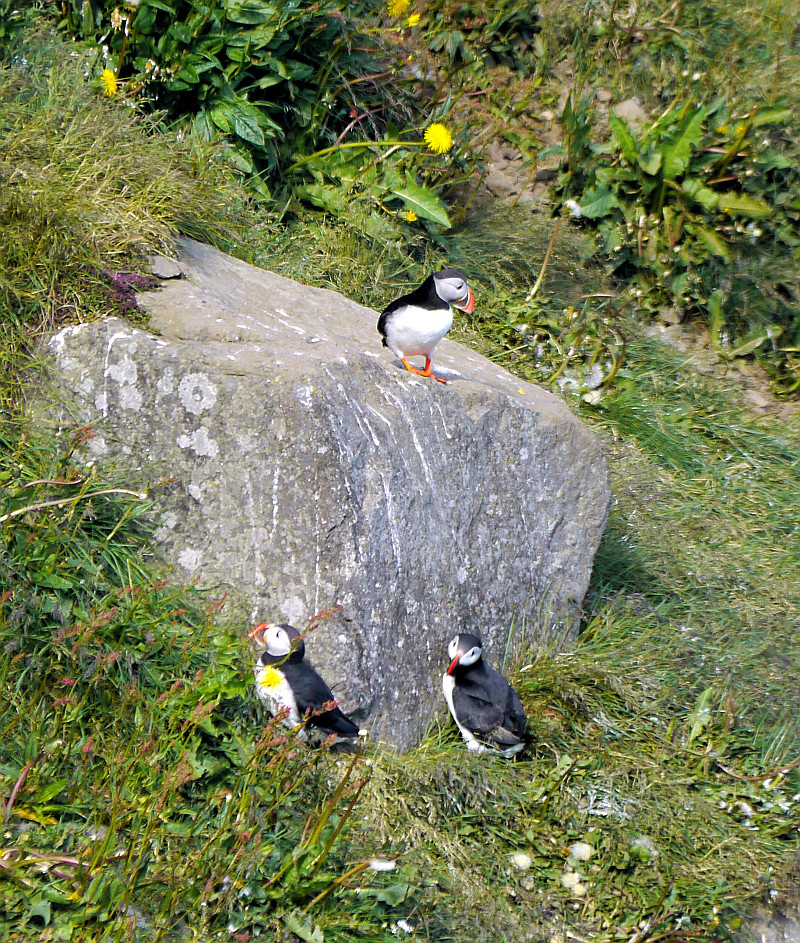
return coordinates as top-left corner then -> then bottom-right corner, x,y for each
280,660 -> 360,737
452,661 -> 527,746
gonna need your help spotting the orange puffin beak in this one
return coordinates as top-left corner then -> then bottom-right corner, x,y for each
454,287 -> 474,315
248,622 -> 271,640
446,654 -> 460,676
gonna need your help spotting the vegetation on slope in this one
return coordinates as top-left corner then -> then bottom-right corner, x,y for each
1,2 -> 799,941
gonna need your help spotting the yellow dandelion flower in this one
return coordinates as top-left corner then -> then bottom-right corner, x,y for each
101,68 -> 118,97
406,13 -> 421,26
387,0 -> 410,16
424,123 -> 453,155
403,210 -> 418,222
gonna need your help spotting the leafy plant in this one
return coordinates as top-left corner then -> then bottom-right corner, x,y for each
422,0 -> 541,70
556,88 -> 800,393
50,0 -> 463,231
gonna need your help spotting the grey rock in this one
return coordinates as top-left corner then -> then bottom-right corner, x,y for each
37,238 -> 610,750
150,255 -> 183,279
611,98 -> 649,128
740,907 -> 800,943
659,306 -> 683,326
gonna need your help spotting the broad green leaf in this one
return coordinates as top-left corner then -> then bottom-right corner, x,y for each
690,223 -> 729,258
208,101 -> 232,133
174,63 -> 200,84
661,110 -> 706,179
168,21 -> 193,43
356,882 -> 413,905
297,183 -> 348,214
141,0 -> 177,12
682,177 -> 718,211
717,193 -> 772,218
577,186 -> 620,219
609,112 -> 637,165
390,178 -> 451,227
232,110 -> 266,147
35,780 -> 69,804
283,911 -> 324,943
32,572 -> 72,590
727,335 -> 767,358
722,325 -> 783,359
28,899 -> 51,926
751,106 -> 792,127
251,74 -> 284,89
637,149 -> 662,176
757,149 -> 791,171
687,686 -> 714,746
226,0 -> 276,25
537,143 -> 564,160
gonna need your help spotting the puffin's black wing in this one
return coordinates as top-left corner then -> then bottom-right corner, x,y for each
377,274 -> 447,345
503,679 -> 528,739
283,662 -> 359,737
451,684 -> 505,735
456,665 -> 528,748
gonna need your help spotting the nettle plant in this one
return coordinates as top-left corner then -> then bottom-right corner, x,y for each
557,94 -> 800,393
56,0 -> 464,231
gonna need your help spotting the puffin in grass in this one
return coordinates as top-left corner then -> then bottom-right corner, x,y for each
442,633 -> 529,757
378,269 -> 474,383
249,622 -> 361,744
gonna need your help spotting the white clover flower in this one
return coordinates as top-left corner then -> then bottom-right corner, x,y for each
509,852 -> 532,870
569,842 -> 594,861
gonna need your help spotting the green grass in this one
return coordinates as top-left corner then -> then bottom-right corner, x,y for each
0,28 -> 238,407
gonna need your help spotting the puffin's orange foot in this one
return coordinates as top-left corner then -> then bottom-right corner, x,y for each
401,357 -> 448,384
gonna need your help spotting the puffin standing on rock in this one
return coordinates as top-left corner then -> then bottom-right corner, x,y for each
249,622 -> 361,743
377,269 -> 474,384
442,633 -> 529,757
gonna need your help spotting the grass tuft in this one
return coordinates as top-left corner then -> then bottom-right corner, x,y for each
0,28 -> 240,407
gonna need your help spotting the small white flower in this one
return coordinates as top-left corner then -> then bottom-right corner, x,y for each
562,869 -> 581,888
564,199 -> 582,218
368,858 -> 397,872
569,842 -> 594,861
509,852 -> 532,870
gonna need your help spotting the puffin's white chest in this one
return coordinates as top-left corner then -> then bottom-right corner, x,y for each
254,664 -> 304,734
384,304 -> 453,358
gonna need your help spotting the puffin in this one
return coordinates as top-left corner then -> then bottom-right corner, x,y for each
377,269 -> 474,383
249,622 -> 360,743
442,633 -> 528,757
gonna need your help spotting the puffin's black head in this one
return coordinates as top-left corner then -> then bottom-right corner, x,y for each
249,622 -> 306,665
446,632 -> 483,675
433,269 -> 474,314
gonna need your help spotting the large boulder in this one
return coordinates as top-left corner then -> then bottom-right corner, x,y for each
38,238 -> 610,750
